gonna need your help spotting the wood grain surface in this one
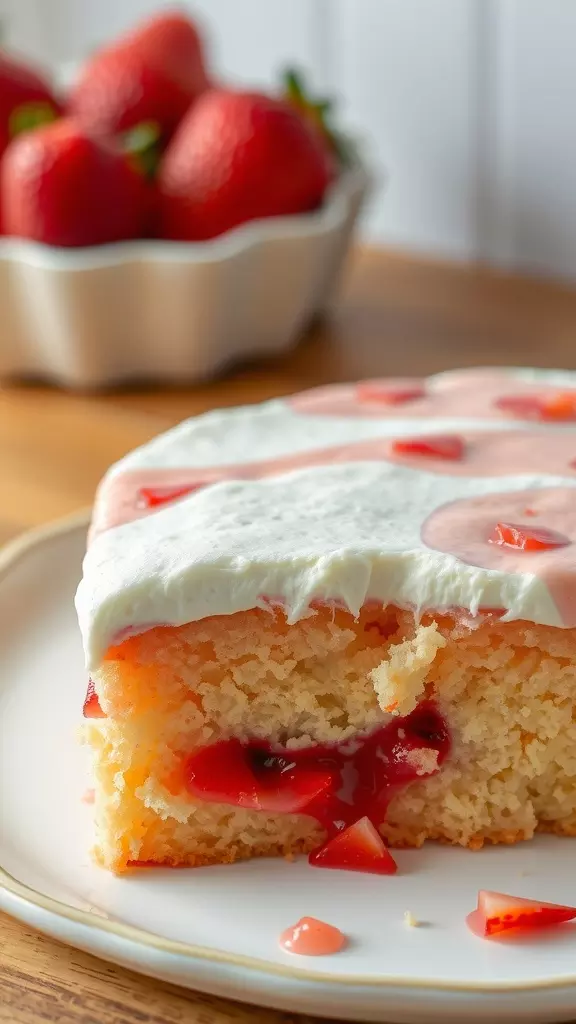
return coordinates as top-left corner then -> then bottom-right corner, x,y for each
2,246 -> 576,1023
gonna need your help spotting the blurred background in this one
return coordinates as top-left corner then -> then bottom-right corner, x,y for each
2,0 -> 576,280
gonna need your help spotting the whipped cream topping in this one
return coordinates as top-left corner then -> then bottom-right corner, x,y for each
76,368 -> 576,670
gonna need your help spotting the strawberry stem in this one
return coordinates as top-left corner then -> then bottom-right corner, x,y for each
124,120 -> 163,180
281,66 -> 353,166
9,101 -> 58,139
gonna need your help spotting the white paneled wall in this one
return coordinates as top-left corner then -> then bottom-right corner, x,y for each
334,0 -> 479,259
4,0 -> 576,278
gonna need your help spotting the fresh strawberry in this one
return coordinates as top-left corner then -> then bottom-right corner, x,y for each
309,817 -> 398,875
0,52 -> 61,158
391,435 -> 464,460
68,11 -> 210,142
1,119 -> 147,246
490,522 -> 570,551
184,739 -> 334,813
467,890 -> 576,938
158,89 -> 333,241
83,679 -> 105,718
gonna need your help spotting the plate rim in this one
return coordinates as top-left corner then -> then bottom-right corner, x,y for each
3,511 -> 576,995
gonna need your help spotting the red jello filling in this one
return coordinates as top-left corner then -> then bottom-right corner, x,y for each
183,701 -> 450,846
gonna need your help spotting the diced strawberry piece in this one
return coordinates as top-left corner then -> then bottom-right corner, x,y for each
490,522 -> 570,551
309,816 -> 398,874
496,392 -> 576,421
391,435 -> 464,460
541,392 -> 576,420
357,381 -> 425,405
184,740 -> 334,814
185,739 -> 261,809
467,890 -> 576,938
137,484 -> 199,508
82,678 -> 105,718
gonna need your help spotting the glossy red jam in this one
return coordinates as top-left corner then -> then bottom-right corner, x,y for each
183,701 -> 450,838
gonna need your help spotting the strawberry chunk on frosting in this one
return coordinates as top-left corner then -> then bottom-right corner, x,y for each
490,522 -> 571,552
496,392 -> 576,422
391,435 -> 464,460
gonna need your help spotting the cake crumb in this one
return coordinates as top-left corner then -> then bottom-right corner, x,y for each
284,851 -> 296,863
404,910 -> 419,928
371,623 -> 446,717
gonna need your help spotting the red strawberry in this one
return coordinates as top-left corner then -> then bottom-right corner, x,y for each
83,679 -> 105,718
0,52 -> 61,158
391,435 -> 464,461
467,890 -> 576,938
158,89 -> 333,241
1,119 -> 147,246
490,522 -> 570,551
309,817 -> 398,875
68,11 -> 210,141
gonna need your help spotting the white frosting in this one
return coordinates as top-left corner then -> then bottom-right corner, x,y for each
76,367 -> 576,670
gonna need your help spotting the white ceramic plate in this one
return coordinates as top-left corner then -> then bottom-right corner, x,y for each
4,514 -> 576,1024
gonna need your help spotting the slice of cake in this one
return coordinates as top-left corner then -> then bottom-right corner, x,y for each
76,367 -> 576,872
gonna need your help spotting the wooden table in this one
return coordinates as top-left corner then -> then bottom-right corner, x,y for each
2,246 -> 576,1023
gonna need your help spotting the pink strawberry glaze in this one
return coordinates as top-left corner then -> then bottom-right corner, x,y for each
279,917 -> 346,956
356,379 -> 426,405
91,430 -> 576,538
290,373 -> 576,421
183,701 -> 450,843
423,487 -> 576,626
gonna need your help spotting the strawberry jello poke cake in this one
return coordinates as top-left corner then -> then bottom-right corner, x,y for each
76,367 -> 576,872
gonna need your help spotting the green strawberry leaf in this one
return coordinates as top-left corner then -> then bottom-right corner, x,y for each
281,66 -> 353,167
124,121 -> 163,180
9,101 -> 58,138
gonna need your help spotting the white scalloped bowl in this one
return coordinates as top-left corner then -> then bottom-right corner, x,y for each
0,166 -> 369,389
